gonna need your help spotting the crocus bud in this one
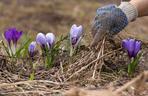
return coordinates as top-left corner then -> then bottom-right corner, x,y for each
46,33 -> 55,48
4,27 -> 23,47
122,38 -> 141,58
70,24 -> 83,47
36,33 -> 47,49
28,41 -> 36,57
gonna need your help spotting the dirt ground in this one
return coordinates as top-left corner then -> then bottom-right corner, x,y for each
0,0 -> 148,96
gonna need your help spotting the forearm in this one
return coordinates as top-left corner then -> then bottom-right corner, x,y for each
130,0 -> 148,17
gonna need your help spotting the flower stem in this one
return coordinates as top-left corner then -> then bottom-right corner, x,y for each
128,53 -> 141,76
29,61 -> 36,80
70,46 -> 74,56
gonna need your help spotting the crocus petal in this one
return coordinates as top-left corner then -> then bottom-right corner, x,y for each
4,30 -> 12,46
70,24 -> 77,37
133,41 -> 141,57
28,41 -> 36,57
36,33 -> 47,48
70,24 -> 83,46
123,39 -> 135,57
16,31 -> 23,40
46,33 -> 55,48
122,39 -> 129,50
13,31 -> 23,45
77,25 -> 83,37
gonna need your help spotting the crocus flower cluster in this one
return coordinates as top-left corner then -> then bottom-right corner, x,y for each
122,38 -> 141,58
4,27 -> 23,54
70,24 -> 83,48
36,33 -> 55,49
28,32 -> 55,57
28,24 -> 83,57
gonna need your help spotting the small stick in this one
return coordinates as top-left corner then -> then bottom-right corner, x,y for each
98,37 -> 106,75
92,37 -> 106,79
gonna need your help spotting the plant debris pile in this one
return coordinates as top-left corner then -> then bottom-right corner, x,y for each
0,37 -> 147,96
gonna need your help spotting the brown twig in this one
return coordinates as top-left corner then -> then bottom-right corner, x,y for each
92,37 -> 106,79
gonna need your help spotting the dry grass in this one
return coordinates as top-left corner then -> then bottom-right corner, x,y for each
64,71 -> 148,96
0,36 -> 148,96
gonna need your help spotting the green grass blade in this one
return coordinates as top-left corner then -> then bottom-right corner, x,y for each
15,38 -> 32,58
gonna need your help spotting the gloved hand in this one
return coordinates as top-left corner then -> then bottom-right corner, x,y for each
91,2 -> 138,47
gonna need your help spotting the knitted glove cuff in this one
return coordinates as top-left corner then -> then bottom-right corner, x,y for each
118,2 -> 138,22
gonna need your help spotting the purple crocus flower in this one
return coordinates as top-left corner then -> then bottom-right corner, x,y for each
46,33 -> 55,48
122,38 -> 141,58
4,27 -> 23,47
70,24 -> 83,47
36,33 -> 47,49
28,41 -> 36,57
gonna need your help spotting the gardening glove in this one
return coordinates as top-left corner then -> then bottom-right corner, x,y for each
91,2 -> 138,47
